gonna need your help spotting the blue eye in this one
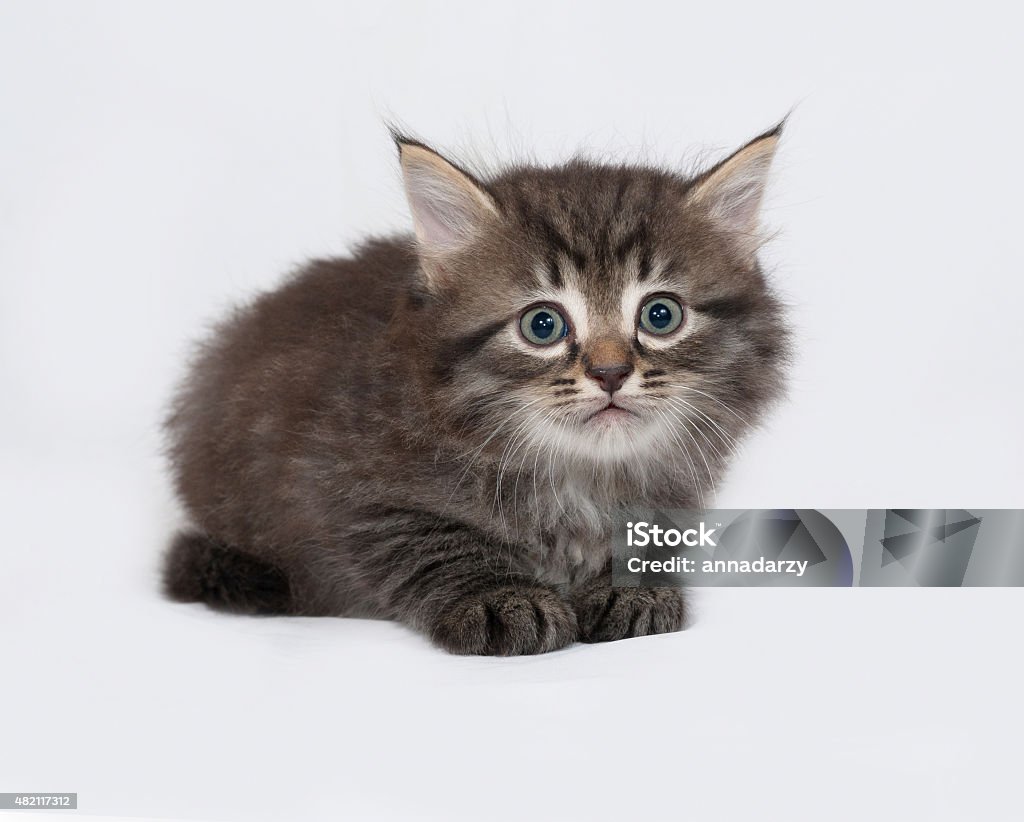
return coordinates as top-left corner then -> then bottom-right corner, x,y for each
520,305 -> 568,346
638,296 -> 684,336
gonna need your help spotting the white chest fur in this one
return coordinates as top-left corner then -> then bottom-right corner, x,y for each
524,476 -> 614,586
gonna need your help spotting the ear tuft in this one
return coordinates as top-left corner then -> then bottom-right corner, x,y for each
687,124 -> 782,256
397,139 -> 498,255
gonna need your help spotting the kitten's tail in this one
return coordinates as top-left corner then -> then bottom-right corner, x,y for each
162,530 -> 292,615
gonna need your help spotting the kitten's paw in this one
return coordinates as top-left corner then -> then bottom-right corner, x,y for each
572,586 -> 686,643
429,587 -> 577,656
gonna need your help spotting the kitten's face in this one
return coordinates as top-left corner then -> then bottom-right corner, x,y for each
396,132 -> 788,488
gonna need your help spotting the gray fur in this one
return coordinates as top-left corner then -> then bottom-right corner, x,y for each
162,127 -> 790,654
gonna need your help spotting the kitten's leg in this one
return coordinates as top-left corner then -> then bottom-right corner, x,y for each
570,563 -> 686,643
162,530 -> 292,615
348,516 -> 577,656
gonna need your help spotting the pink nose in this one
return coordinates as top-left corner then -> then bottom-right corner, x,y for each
585,363 -> 633,394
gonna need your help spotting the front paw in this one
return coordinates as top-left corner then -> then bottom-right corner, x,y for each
571,585 -> 686,643
429,587 -> 577,656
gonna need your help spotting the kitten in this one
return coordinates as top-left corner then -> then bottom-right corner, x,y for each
162,125 -> 790,655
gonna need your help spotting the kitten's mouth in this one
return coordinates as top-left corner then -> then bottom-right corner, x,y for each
585,402 -> 638,424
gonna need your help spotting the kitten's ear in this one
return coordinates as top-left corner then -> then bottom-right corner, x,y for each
395,137 -> 498,257
686,124 -> 782,257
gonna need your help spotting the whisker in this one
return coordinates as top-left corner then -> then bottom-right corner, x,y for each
662,397 -> 730,463
546,414 -> 569,516
662,404 -> 717,498
492,408 -> 544,541
653,406 -> 704,508
666,383 -> 751,425
664,395 -> 740,453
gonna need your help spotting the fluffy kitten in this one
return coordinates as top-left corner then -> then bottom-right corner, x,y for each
162,125 -> 789,654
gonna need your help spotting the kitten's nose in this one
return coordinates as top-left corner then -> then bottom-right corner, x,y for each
585,363 -> 633,394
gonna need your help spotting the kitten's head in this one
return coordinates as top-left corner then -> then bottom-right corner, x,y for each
393,127 -> 790,498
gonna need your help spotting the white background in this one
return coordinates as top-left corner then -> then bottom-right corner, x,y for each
2,2 -> 1022,820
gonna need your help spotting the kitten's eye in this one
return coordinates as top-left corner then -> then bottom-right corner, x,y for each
519,305 -> 569,346
638,296 -> 684,336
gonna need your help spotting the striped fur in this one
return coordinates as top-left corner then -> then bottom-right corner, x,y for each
162,127 -> 791,654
